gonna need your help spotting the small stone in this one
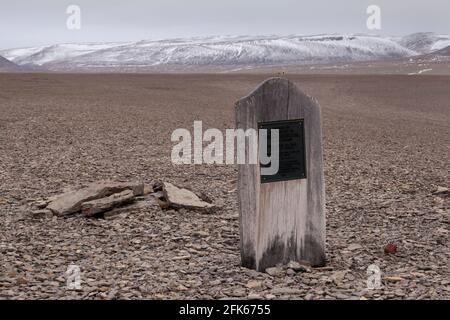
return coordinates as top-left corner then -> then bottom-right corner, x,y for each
172,254 -> 191,261
432,186 -> 449,196
265,267 -> 284,277
35,200 -> 50,209
395,289 -> 405,297
271,287 -> 303,295
107,289 -> 118,300
334,293 -> 349,299
435,227 -> 448,235
418,265 -> 433,271
245,280 -> 262,289
410,272 -> 426,277
209,280 -> 221,286
103,212 -> 129,220
384,276 -> 403,283
143,185 -> 153,195
192,231 -> 210,237
2,290 -> 15,297
286,269 -> 295,276
314,266 -> 334,271
177,284 -> 188,291
31,209 -> 53,218
198,192 -> 213,203
384,243 -> 397,254
233,289 -> 247,297
347,243 -> 363,251
331,271 -> 347,285
247,293 -> 262,300
287,261 -> 311,273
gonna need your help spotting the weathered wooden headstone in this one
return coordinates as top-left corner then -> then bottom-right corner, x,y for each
236,77 -> 325,271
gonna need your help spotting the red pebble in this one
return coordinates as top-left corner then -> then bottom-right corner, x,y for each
384,243 -> 397,254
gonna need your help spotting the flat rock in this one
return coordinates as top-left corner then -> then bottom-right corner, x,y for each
35,200 -> 50,209
143,185 -> 153,195
271,287 -> 303,295
346,243 -> 363,251
384,276 -> 404,282
47,181 -> 144,216
81,190 -> 136,217
247,293 -> 263,300
331,270 -> 348,285
30,209 -> 53,219
230,289 -> 246,297
265,267 -> 284,277
153,181 -> 215,212
384,243 -> 397,254
286,269 -> 296,276
432,186 -> 449,196
245,280 -> 263,289
287,261 -> 311,273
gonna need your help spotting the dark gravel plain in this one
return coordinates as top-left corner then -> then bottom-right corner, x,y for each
0,73 -> 448,299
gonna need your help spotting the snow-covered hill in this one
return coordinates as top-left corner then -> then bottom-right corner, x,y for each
1,33 -> 449,72
397,32 -> 450,54
2,43 -> 127,66
0,55 -> 23,72
432,45 -> 450,57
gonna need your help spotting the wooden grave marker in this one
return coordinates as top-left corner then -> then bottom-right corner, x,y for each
235,77 -> 326,271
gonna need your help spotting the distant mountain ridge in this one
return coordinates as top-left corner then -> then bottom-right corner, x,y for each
397,32 -> 450,53
1,33 -> 449,72
430,45 -> 450,57
0,55 -> 23,72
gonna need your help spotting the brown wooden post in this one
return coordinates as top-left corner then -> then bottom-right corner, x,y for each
236,77 -> 326,271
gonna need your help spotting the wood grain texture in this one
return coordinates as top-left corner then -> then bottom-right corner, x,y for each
236,77 -> 325,271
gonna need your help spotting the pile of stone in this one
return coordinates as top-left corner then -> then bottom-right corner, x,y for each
31,180 -> 215,219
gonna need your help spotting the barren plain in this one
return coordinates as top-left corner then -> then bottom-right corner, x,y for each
0,73 -> 449,299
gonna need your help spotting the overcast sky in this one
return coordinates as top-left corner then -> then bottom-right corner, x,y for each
0,0 -> 448,49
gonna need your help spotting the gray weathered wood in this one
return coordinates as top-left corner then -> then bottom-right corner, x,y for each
236,77 -> 326,271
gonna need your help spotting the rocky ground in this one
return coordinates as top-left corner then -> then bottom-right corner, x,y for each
0,73 -> 449,300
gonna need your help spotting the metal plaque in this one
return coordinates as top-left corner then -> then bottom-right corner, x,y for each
259,119 -> 306,183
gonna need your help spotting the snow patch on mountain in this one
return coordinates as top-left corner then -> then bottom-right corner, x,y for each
430,39 -> 450,52
2,43 -> 127,66
398,32 -> 450,53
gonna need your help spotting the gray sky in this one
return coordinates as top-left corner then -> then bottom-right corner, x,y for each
0,0 -> 448,49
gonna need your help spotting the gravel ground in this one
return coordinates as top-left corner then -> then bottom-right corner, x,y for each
0,73 -> 448,300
